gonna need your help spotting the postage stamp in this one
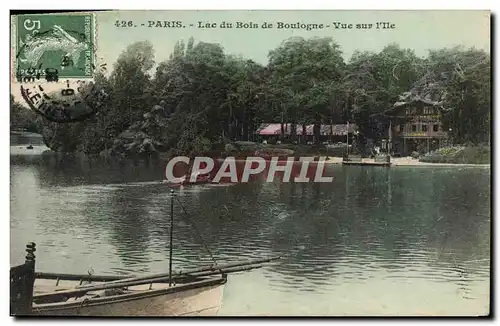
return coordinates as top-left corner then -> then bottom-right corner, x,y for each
14,13 -> 95,81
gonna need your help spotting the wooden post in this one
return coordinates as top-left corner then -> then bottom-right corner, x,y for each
388,120 -> 392,151
169,190 -> 174,287
24,242 -> 36,312
10,242 -> 36,315
346,121 -> 349,158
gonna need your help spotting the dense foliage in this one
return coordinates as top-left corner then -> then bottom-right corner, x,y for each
10,94 -> 40,133
420,145 -> 490,164
10,37 -> 491,157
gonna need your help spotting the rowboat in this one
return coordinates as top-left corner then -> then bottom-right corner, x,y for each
163,173 -> 213,187
10,190 -> 279,316
29,273 -> 228,316
181,175 -> 211,186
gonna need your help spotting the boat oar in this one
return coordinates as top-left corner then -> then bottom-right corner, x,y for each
35,256 -> 281,284
74,256 -> 281,288
34,263 -> 263,302
74,262 -> 265,290
180,263 -> 264,279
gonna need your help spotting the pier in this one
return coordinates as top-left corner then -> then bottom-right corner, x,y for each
342,156 -> 392,167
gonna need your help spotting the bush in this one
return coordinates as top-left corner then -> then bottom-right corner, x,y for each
411,151 -> 420,159
255,148 -> 295,157
375,154 -> 390,163
435,146 -> 463,157
420,146 -> 490,164
221,142 -> 354,159
263,143 -> 296,150
224,143 -> 239,153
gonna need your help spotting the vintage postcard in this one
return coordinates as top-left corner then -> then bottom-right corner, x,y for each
9,10 -> 491,317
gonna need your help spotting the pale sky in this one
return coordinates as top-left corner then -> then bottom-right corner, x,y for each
96,10 -> 490,66
11,10 -> 490,101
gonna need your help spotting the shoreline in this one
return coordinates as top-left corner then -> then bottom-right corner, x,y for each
324,157 -> 490,168
9,146 -> 490,169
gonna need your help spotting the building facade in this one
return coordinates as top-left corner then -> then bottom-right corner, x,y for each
385,100 -> 449,156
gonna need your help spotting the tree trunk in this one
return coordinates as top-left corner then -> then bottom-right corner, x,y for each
313,122 -> 321,145
290,121 -> 297,142
301,124 -> 307,144
280,108 -> 285,142
243,120 -> 249,141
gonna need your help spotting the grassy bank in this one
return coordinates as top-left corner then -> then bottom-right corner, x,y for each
419,146 -> 490,164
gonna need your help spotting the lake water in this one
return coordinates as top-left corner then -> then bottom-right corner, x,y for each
10,138 -> 491,316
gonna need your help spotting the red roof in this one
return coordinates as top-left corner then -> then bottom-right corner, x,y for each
258,124 -> 282,135
257,123 -> 357,136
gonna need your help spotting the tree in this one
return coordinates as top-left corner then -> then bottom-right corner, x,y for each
34,37 -> 490,157
426,47 -> 490,144
267,37 -> 346,143
153,40 -> 231,155
219,56 -> 267,141
343,44 -> 424,149
10,94 -> 40,132
391,46 -> 491,145
109,41 -> 155,134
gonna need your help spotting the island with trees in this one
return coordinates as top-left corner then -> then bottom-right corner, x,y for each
10,36 -> 491,165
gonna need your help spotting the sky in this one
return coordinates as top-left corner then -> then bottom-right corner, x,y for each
10,10 -> 490,101
95,10 -> 490,66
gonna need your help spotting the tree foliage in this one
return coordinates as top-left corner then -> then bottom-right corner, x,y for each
343,44 -> 426,140
267,37 -> 346,142
427,47 -> 490,143
10,94 -> 40,133
30,38 -> 489,156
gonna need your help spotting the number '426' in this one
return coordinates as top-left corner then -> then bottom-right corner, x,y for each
115,20 -> 134,27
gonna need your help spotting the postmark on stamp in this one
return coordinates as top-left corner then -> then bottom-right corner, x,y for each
19,78 -> 109,123
14,13 -> 95,81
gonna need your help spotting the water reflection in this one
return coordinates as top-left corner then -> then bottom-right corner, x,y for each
10,159 -> 490,315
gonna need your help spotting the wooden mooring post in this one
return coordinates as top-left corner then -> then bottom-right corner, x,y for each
10,242 -> 36,316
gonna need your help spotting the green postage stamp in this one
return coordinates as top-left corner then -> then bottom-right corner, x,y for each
14,13 -> 95,80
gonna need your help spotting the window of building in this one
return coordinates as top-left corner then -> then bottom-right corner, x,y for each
433,124 -> 439,132
422,124 -> 428,132
407,108 -> 416,115
411,125 -> 417,132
